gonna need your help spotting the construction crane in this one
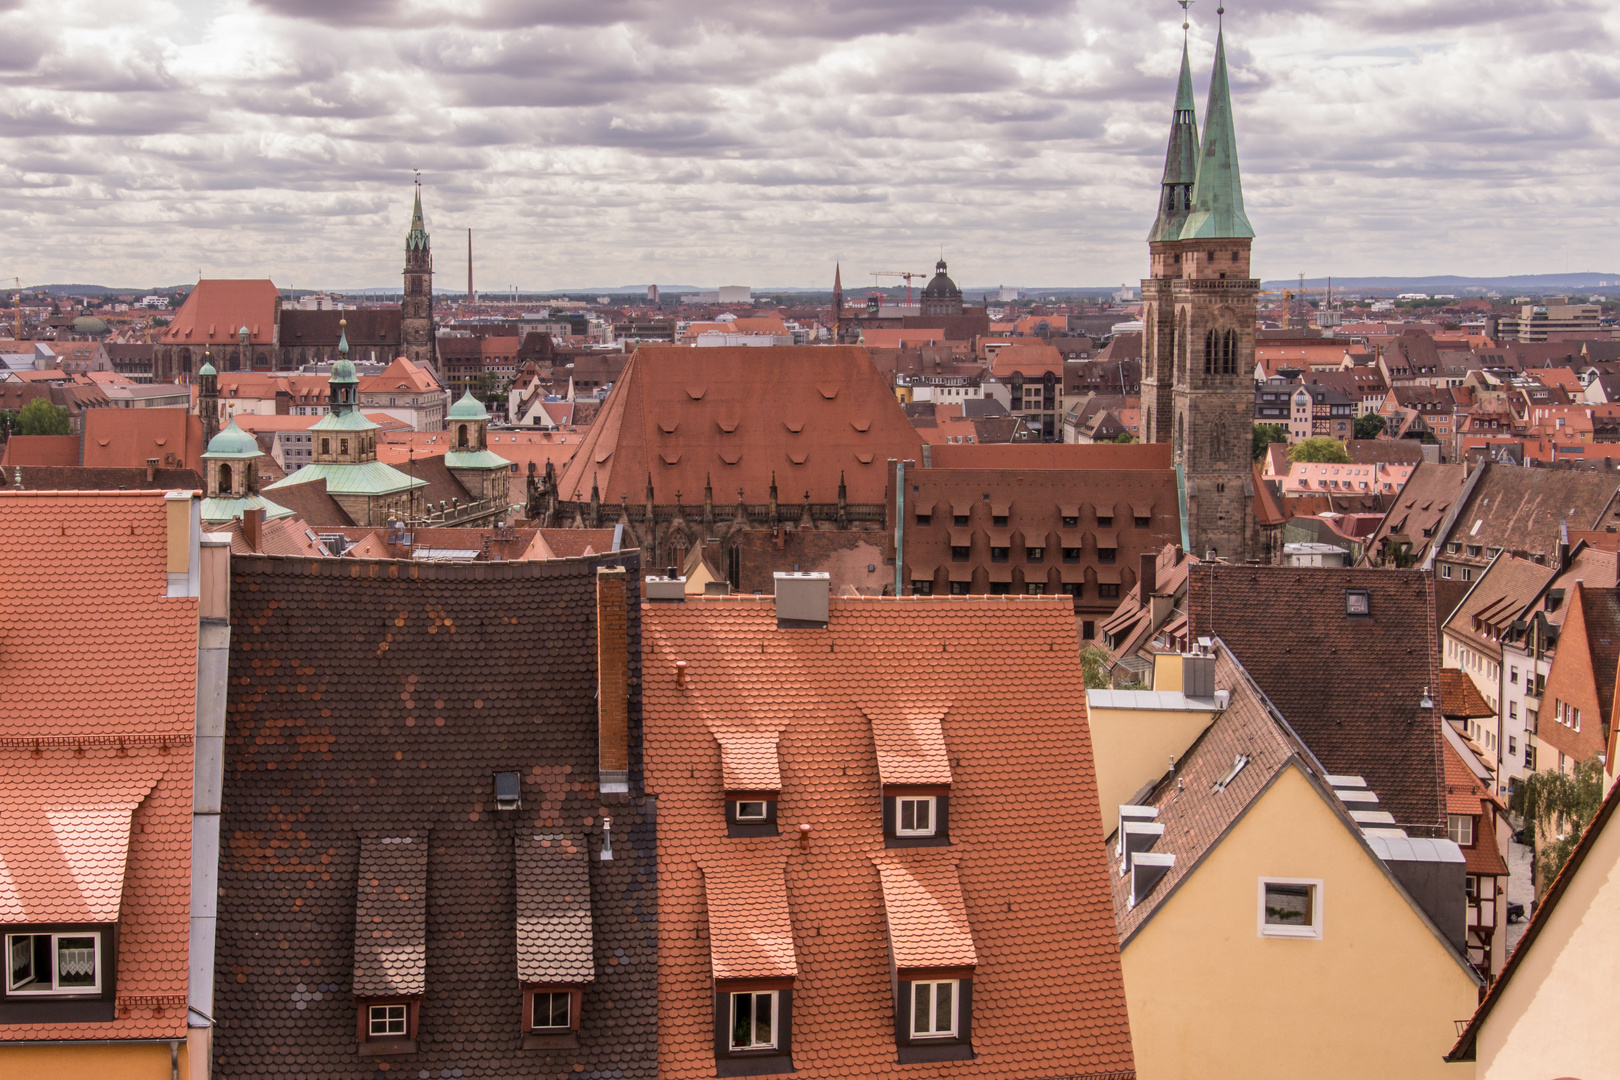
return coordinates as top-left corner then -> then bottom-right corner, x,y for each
11,277 -> 20,339
870,271 -> 926,306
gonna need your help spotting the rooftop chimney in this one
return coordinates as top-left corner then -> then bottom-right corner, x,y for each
243,506 -> 264,552
146,457 -> 159,483
1139,551 -> 1157,599
596,566 -> 630,795
774,572 -> 830,628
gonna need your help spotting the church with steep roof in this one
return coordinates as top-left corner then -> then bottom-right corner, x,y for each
1139,18 -> 1267,562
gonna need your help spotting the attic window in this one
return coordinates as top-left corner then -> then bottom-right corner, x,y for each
494,772 -> 522,810
1212,754 -> 1250,793
1345,590 -> 1371,618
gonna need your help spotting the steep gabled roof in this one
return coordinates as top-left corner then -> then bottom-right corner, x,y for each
159,279 -> 281,346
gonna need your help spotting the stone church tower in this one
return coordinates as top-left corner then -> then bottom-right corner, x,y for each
1140,24 -> 1257,561
402,182 -> 435,368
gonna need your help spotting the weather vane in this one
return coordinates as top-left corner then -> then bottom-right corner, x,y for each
1178,0 -> 1192,31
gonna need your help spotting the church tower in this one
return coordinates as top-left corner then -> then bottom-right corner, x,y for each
1142,17 -> 1257,561
402,181 -> 435,368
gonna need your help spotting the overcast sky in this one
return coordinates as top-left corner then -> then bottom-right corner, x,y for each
1,0 -> 1616,291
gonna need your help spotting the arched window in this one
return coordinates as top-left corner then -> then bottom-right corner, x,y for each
218,463 -> 233,493
458,424 -> 470,449
1204,330 -> 1215,375
1223,329 -> 1238,374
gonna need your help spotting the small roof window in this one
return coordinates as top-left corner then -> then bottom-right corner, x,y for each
1345,590 -> 1371,617
494,772 -> 522,810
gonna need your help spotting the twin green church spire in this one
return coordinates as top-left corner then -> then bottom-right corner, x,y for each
1150,20 -> 1253,242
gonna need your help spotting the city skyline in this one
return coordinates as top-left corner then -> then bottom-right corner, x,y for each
2,1 -> 1617,290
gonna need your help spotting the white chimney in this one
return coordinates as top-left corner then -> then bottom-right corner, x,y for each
774,572 -> 830,627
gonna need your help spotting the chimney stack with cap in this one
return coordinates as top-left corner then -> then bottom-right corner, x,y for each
597,566 -> 631,795
243,506 -> 264,552
1139,551 -> 1157,599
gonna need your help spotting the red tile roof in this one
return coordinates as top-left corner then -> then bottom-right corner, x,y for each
872,855 -> 978,969
700,857 -> 799,980
867,708 -> 953,786
647,596 -> 1133,1079
0,490 -> 197,1040
82,407 -> 206,474
0,434 -> 80,466
1442,744 -> 1509,877
159,279 -> 281,346
556,346 -> 924,508
714,728 -> 784,790
1438,669 -> 1496,720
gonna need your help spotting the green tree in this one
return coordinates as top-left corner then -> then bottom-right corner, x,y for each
1112,431 -> 1137,444
1512,759 -> 1606,890
15,398 -> 71,436
1080,645 -> 1111,689
1252,423 -> 1287,461
1288,436 -> 1351,464
1353,413 -> 1387,440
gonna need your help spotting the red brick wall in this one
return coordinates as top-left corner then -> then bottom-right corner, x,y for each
1538,585 -> 1607,767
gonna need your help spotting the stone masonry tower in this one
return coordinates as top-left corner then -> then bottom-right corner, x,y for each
402,181 -> 435,368
1141,20 -> 1257,560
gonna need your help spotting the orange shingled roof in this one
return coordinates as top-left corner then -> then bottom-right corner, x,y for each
159,279 -> 280,345
82,407 -> 206,474
0,490 -> 196,1040
867,708 -> 953,786
647,596 -> 1133,1079
700,857 -> 799,980
873,855 -> 978,969
714,727 -> 784,791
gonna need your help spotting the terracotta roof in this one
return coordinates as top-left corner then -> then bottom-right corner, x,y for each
538,528 -> 620,558
700,857 -> 799,980
555,345 -> 923,509
215,552 -> 655,1077
1437,669 -> 1496,720
713,728 -> 783,791
646,596 -> 1134,1079
352,835 -> 429,996
1442,744 -> 1509,876
1188,565 -> 1448,836
1442,462 -> 1620,565
0,759 -> 163,921
82,407 -> 206,474
358,356 -> 440,393
0,490 -> 197,1040
1362,461 -> 1469,566
990,343 -> 1063,377
872,855 -> 978,969
515,833 -> 596,983
867,708 -> 953,786
0,434 -> 81,467
0,464 -> 200,490
929,441 -> 1171,471
159,279 -> 281,345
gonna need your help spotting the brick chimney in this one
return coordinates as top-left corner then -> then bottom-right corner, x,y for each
146,457 -> 159,484
596,566 -> 630,795
1139,551 -> 1157,599
243,506 -> 264,552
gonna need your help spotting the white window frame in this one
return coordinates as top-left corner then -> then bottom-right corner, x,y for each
6,931 -> 103,995
896,796 -> 937,837
734,800 -> 768,822
729,990 -> 778,1050
1257,877 -> 1324,940
909,979 -> 959,1039
531,990 -> 571,1031
1448,814 -> 1475,847
368,1003 -> 408,1037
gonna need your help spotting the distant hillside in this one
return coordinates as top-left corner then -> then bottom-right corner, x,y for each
1260,273 -> 1620,294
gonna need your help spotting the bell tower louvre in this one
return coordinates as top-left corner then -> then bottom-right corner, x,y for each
402,179 -> 436,369
1140,11 -> 1258,562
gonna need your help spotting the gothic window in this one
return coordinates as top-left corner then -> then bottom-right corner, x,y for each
1174,413 -> 1184,458
218,463 -> 233,493
1222,329 -> 1238,374
1203,330 -> 1215,375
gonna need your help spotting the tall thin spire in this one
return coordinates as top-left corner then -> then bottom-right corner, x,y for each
407,177 -> 430,252
1148,36 -> 1201,242
1178,23 -> 1255,240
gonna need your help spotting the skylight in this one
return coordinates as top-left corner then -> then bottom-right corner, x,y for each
1212,754 -> 1250,793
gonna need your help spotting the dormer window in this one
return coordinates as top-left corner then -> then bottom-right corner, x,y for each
896,796 -> 936,837
734,800 -> 768,822
5,930 -> 105,996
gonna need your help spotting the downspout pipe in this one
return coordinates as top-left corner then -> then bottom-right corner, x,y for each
893,459 -> 905,597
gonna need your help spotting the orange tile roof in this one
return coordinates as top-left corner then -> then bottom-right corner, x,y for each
0,491 -> 199,737
714,727 -> 784,791
0,434 -> 80,467
0,490 -> 196,1040
358,356 -> 441,393
990,343 -> 1063,377
872,855 -> 978,969
82,407 -> 206,474
159,279 -> 280,345
647,596 -> 1133,1079
1443,744 -> 1509,877
699,857 -> 799,980
0,759 -> 163,921
1438,669 -> 1496,720
867,708 -> 953,786
557,346 -> 923,508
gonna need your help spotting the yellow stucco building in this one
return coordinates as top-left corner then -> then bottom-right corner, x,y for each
1098,647 -> 1483,1079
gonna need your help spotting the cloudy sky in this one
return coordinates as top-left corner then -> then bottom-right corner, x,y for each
1,0 -> 1616,291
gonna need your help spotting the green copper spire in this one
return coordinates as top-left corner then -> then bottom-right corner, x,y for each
337,317 -> 350,359
1179,29 -> 1254,241
1148,40 -> 1201,242
406,182 -> 430,252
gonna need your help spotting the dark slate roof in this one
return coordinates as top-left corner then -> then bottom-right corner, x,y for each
280,308 -> 402,346
352,835 -> 428,996
0,464 -> 200,490
215,552 -> 653,1079
1186,564 -> 1447,837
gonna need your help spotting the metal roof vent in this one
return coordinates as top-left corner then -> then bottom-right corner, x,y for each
645,574 -> 686,601
493,772 -> 522,811
774,572 -> 830,628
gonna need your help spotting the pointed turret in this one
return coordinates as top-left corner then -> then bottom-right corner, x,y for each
1148,41 -> 1201,242
832,263 -> 843,320
1179,29 -> 1254,240
407,183 -> 430,252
